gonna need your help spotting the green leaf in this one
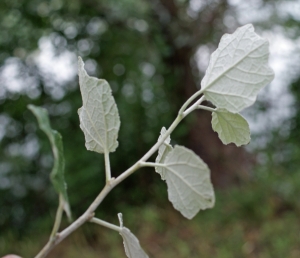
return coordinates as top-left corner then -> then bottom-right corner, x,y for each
118,213 -> 149,258
155,127 -> 173,177
159,145 -> 215,219
78,56 -> 120,153
202,24 -> 274,113
28,105 -> 71,220
211,109 -> 251,146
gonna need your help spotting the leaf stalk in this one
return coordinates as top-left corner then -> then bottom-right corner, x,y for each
90,217 -> 121,232
104,151 -> 111,182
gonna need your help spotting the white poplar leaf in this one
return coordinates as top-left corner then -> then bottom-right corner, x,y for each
78,57 -> 120,153
155,127 -> 173,178
211,109 -> 250,146
28,105 -> 72,220
201,24 -> 274,113
120,228 -> 149,258
160,145 -> 215,219
118,213 -> 149,258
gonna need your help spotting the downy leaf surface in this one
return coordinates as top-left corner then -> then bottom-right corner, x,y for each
155,127 -> 173,177
118,214 -> 149,258
159,145 -> 215,219
120,228 -> 149,258
78,57 -> 120,153
28,105 -> 71,219
211,109 -> 250,146
201,24 -> 274,113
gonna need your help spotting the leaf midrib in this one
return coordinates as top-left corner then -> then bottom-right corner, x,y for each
204,41 -> 266,91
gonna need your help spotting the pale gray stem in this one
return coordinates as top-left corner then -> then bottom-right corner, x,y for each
35,194 -> 64,258
34,97 -> 198,258
140,162 -> 164,168
90,217 -> 121,232
197,105 -> 216,112
50,194 -> 64,240
113,115 -> 183,186
34,183 -> 112,258
104,151 -> 111,182
178,89 -> 204,115
183,95 -> 206,117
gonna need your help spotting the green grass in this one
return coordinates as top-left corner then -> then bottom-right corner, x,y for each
1,182 -> 300,258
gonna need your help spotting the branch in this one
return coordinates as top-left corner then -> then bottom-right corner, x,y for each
34,88 -> 206,258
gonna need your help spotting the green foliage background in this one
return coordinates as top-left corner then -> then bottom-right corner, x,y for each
1,0 -> 300,257
0,0 -> 181,233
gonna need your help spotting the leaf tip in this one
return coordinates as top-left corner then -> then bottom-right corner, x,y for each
78,56 -> 83,65
78,56 -> 86,77
27,104 -> 40,115
244,23 -> 254,31
27,104 -> 34,110
118,213 -> 123,228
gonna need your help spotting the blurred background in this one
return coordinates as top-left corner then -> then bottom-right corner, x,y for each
1,0 -> 300,257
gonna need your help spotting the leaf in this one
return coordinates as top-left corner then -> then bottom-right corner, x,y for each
78,56 -> 120,153
155,127 -> 173,178
201,24 -> 274,113
159,145 -> 215,219
211,109 -> 251,146
118,213 -> 149,258
28,105 -> 71,220
120,228 -> 149,258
